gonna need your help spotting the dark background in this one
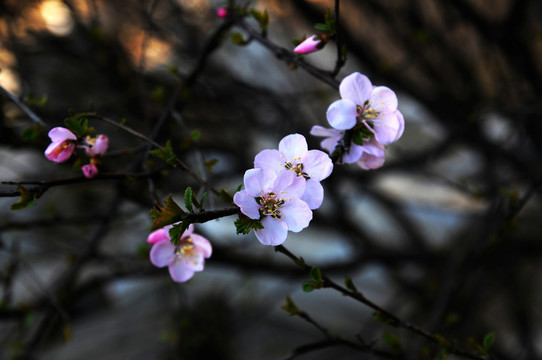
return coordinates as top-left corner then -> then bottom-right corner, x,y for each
1,0 -> 541,359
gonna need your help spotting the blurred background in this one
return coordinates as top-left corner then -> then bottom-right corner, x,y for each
1,0 -> 541,359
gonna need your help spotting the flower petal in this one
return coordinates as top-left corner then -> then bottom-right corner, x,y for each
168,263 -> 195,282
372,112 -> 402,145
255,216 -> 288,246
310,125 -> 342,154
190,233 -> 212,258
326,99 -> 358,130
147,228 -> 170,244
341,143 -> 364,164
278,134 -> 308,161
339,72 -> 372,104
45,142 -> 76,163
302,179 -> 324,210
273,171 -> 305,199
281,198 -> 312,232
370,86 -> 398,114
243,168 -> 276,196
254,149 -> 284,174
302,150 -> 333,181
233,190 -> 261,219
150,240 -> 175,267
48,127 -> 77,142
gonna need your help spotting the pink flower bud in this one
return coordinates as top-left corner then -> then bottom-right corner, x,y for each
44,127 -> 77,163
294,35 -> 322,55
82,163 -> 98,178
217,8 -> 228,18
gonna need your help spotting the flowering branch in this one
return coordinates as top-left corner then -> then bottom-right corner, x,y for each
274,245 -> 497,360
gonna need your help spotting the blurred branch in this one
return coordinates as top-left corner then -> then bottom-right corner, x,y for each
0,85 -> 50,129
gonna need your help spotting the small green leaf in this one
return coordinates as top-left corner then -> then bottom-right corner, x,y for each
199,192 -> 208,209
169,221 -> 191,246
250,9 -> 269,29
184,187 -> 194,212
281,295 -> 299,316
314,23 -> 330,31
25,94 -> 48,107
219,188 -> 234,203
190,129 -> 201,142
21,124 -> 44,142
309,266 -> 322,282
302,281 -> 314,292
150,140 -> 176,164
64,117 -> 94,137
352,128 -> 373,145
231,32 -> 248,46
11,185 -> 37,211
382,332 -> 402,352
344,277 -> 358,293
234,214 -> 264,235
483,332 -> 495,352
204,158 -> 218,172
149,194 -> 185,230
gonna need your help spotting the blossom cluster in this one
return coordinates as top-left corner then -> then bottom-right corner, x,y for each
144,71 -> 403,283
311,72 -> 404,169
234,134 -> 333,246
44,127 -> 109,178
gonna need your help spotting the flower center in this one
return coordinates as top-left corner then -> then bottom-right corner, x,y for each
256,192 -> 286,219
284,161 -> 310,180
172,236 -> 198,265
357,100 -> 379,127
50,140 -> 73,157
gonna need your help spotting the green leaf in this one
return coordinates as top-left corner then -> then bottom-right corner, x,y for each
231,32 -> 248,46
352,128 -> 373,145
150,140 -> 176,164
169,221 -> 190,246
64,117 -> 94,137
281,295 -> 299,315
184,187 -> 194,212
483,332 -> 495,352
382,332 -> 402,352
25,94 -> 48,107
302,281 -> 314,292
219,188 -> 234,203
309,266 -> 322,282
11,185 -> 37,211
234,214 -> 263,235
199,192 -> 208,210
149,194 -> 185,230
314,23 -> 330,31
21,124 -> 44,142
190,129 -> 201,142
344,277 -> 358,293
250,9 -> 269,29
204,158 -> 218,172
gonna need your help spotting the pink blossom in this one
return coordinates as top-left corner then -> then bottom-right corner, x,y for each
294,35 -> 322,54
83,134 -> 109,157
326,72 -> 404,145
233,168 -> 312,246
82,163 -> 98,178
217,8 -> 228,18
254,134 -> 332,209
44,127 -> 77,163
147,224 -> 212,283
